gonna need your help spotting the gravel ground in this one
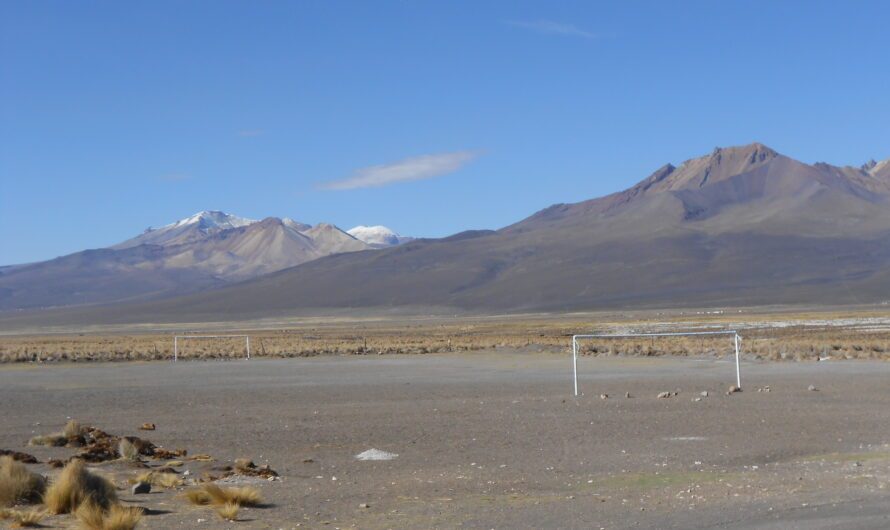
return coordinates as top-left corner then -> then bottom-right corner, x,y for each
2,350 -> 889,529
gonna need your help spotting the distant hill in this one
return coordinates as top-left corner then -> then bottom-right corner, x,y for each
0,211 -> 411,310
3,143 -> 890,326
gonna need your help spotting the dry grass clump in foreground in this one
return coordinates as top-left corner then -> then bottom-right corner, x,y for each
215,502 -> 240,521
184,483 -> 261,507
0,456 -> 46,507
76,501 -> 143,530
44,459 -> 118,514
0,507 -> 45,527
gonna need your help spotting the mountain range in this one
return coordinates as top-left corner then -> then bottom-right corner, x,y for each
0,212 -> 411,310
3,142 -> 890,326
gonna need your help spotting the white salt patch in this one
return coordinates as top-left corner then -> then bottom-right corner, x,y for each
355,448 -> 398,461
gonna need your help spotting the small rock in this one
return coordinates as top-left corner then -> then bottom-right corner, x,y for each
657,392 -> 672,399
139,423 -> 156,431
700,391 -> 708,397
625,392 -> 632,398
131,481 -> 151,495
808,385 -> 818,392
692,397 -> 701,402
359,503 -> 370,508
600,394 -> 609,400
726,386 -> 742,395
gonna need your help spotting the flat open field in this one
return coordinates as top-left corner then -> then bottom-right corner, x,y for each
2,350 -> 890,529
4,308 -> 890,363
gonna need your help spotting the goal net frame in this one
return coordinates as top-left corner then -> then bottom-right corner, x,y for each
571,330 -> 741,396
173,335 -> 251,362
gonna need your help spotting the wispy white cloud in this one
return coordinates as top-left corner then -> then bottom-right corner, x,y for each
507,19 -> 596,39
320,151 -> 479,191
238,129 -> 265,137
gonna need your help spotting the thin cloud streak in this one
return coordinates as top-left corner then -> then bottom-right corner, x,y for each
320,151 -> 479,191
507,19 -> 596,39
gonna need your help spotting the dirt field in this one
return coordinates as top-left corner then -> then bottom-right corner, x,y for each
2,350 -> 890,529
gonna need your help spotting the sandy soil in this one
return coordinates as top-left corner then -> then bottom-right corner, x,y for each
2,350 -> 890,529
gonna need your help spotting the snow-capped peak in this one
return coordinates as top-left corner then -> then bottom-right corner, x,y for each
164,210 -> 257,230
347,225 -> 413,247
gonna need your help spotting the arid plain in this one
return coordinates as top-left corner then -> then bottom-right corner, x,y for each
2,308 -> 890,529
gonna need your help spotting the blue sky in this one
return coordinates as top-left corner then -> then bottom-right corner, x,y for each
2,1 -> 889,264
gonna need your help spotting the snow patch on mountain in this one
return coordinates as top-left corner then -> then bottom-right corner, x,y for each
347,225 -> 413,247
163,210 -> 257,230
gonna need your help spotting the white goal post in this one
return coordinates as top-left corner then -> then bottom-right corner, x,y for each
173,335 -> 251,362
571,330 -> 742,396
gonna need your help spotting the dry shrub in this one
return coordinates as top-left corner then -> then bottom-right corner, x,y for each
182,488 -> 211,506
64,420 -> 85,439
1,508 -> 45,527
183,484 -> 261,507
29,420 -> 85,448
117,439 -> 139,462
76,501 -> 143,530
28,434 -> 66,448
44,459 -> 118,514
0,456 -> 46,507
215,502 -> 240,521
130,471 -> 182,489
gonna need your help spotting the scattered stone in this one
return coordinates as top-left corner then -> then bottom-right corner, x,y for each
726,386 -> 742,395
600,394 -> 609,400
808,385 -> 818,392
625,392 -> 632,398
692,397 -> 702,402
359,503 -> 370,509
657,392 -> 673,399
131,481 -> 151,494
700,391 -> 708,397
302,458 -> 315,463
140,423 -> 156,431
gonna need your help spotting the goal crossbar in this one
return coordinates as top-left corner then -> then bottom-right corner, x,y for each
571,330 -> 741,396
173,335 -> 251,362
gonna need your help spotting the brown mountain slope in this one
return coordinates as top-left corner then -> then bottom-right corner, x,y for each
0,215 -> 370,310
4,143 -> 890,325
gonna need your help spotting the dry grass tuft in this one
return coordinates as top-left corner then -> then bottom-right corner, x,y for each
76,501 -> 143,530
44,459 -> 118,514
2,508 -> 45,527
117,439 -> 140,462
183,484 -> 261,507
182,488 -> 211,506
130,471 -> 182,490
153,473 -> 183,489
63,420 -> 84,439
0,456 -> 46,507
28,434 -> 67,448
215,502 -> 240,521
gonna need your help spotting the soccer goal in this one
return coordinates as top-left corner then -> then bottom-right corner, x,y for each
571,330 -> 742,396
172,335 -> 251,362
